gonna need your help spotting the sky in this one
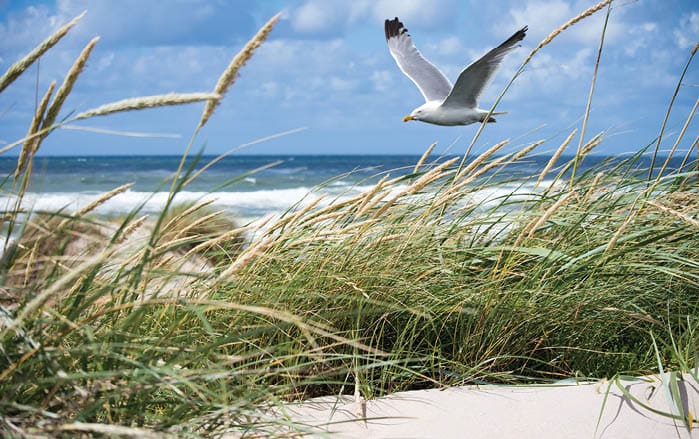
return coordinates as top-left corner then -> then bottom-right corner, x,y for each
0,0 -> 697,156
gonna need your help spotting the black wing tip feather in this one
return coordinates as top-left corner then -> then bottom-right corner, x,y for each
493,25 -> 528,50
384,17 -> 409,41
517,25 -> 528,40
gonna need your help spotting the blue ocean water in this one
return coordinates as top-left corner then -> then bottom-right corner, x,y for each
0,154 -> 690,220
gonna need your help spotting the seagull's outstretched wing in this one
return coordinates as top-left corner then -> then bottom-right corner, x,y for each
385,17 -> 452,102
442,26 -> 527,109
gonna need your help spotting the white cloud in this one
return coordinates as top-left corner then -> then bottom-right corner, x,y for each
95,52 -> 115,72
291,1 -> 345,34
258,81 -> 280,98
500,0 -> 624,46
50,0 -> 256,47
329,76 -> 358,92
0,4 -> 57,51
287,0 -> 457,36
246,38 -> 375,106
370,0 -> 458,28
674,11 -> 699,49
559,47 -> 592,79
624,21 -> 658,56
429,36 -> 463,57
371,70 -> 392,92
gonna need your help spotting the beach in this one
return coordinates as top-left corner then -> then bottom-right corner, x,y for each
274,374 -> 699,438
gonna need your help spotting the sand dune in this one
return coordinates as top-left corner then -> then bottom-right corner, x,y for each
276,374 -> 698,438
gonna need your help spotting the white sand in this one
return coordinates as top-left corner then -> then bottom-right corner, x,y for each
274,374 -> 698,438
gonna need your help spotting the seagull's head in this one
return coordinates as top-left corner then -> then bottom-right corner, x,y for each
403,109 -> 423,122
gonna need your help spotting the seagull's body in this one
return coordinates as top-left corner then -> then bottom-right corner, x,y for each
384,17 -> 527,126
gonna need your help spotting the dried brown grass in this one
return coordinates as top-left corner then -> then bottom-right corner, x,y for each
198,13 -> 280,128
0,11 -> 86,94
41,37 -> 100,134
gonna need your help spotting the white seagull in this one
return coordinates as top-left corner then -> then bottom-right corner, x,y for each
385,17 -> 527,126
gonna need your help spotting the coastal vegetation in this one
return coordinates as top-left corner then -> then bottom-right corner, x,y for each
1,1 -> 697,437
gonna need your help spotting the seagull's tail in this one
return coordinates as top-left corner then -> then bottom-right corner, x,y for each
484,111 -> 508,123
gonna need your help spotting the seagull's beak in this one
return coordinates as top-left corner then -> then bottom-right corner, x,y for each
402,115 -> 414,122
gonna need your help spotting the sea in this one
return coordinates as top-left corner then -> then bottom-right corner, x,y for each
0,154 -> 690,223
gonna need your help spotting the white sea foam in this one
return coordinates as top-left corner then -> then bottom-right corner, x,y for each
464,180 -> 558,208
1,188 -> 316,216
0,183 -> 410,218
0,180 -> 556,223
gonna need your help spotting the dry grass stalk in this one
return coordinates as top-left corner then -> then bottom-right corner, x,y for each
374,157 -> 462,220
368,164 -> 454,221
372,233 -> 406,245
3,248 -> 114,335
198,13 -> 280,128
171,210 -> 226,241
0,131 -> 46,156
162,199 -> 218,232
583,172 -> 605,203
75,93 -> 220,120
116,215 -> 149,244
524,191 -> 575,239
645,200 -> 699,227
606,206 -> 637,253
154,235 -> 203,255
355,175 -> 389,217
413,143 -> 437,173
219,235 -> 275,279
41,37 -> 100,134
295,210 -> 346,229
22,242 -> 39,288
356,189 -> 392,218
582,133 -> 603,155
271,196 -> 326,232
369,192 -> 404,220
298,193 -> 369,225
0,11 -> 86,94
58,423 -> 173,439
448,153 -> 514,194
183,226 -> 249,259
59,125 -> 180,138
521,0 -> 614,66
657,97 -> 699,178
283,232 -> 344,248
439,142 -> 540,205
409,157 -> 460,193
512,139 -> 545,162
457,140 -> 510,179
536,129 -> 577,187
74,183 -> 134,217
15,81 -> 56,181
436,144 -> 541,207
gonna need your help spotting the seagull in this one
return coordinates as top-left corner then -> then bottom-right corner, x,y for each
384,17 -> 527,126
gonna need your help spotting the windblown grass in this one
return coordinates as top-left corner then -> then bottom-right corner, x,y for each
1,6 -> 697,439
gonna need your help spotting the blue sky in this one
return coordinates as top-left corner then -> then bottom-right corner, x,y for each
0,0 -> 697,156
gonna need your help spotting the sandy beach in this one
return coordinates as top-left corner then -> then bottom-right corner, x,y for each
277,375 -> 698,438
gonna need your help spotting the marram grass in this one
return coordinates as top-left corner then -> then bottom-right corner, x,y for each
0,11 -> 86,94
1,7 -> 698,439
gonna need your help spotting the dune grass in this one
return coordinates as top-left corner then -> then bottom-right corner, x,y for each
1,6 -> 698,438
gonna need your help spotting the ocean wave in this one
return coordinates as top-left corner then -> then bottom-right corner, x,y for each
0,179 -> 557,220
1,188 -> 318,217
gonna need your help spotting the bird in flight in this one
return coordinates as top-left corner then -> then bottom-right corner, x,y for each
384,17 -> 527,126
